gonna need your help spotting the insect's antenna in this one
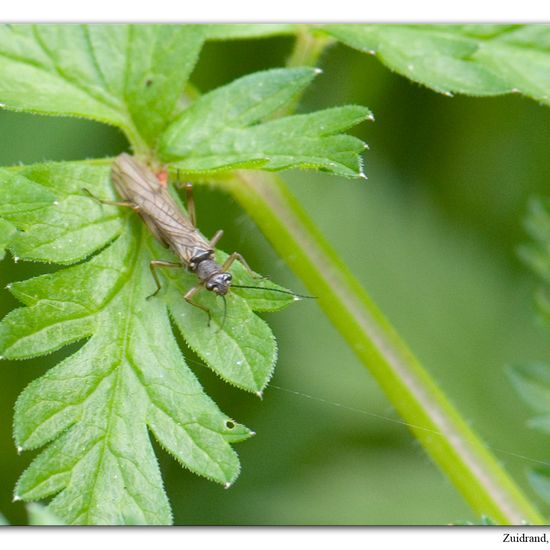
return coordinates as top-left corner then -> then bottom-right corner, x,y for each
231,284 -> 317,300
220,294 -> 228,331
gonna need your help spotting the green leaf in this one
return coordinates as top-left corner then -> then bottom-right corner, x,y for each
0,167 -> 57,219
0,25 -> 204,149
0,26 -> 368,176
168,282 -> 277,393
474,25 -> 550,103
160,68 -> 319,156
325,24 -> 550,105
325,25 -> 511,96
122,25 -> 203,145
159,68 -> 371,177
0,165 -> 58,261
0,163 -> 122,264
0,160 -> 295,524
202,24 -> 298,41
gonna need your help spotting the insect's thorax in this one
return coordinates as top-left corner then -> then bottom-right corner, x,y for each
192,256 -> 232,296
192,255 -> 219,279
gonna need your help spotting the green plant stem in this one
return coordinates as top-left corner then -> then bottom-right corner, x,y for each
269,26 -> 334,119
286,26 -> 334,68
213,170 -> 543,525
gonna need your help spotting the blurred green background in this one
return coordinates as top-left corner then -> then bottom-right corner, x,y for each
2,32 -> 550,525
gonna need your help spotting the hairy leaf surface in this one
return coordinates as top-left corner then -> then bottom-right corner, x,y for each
325,24 -> 550,103
0,162 -> 295,524
0,25 -> 203,148
159,68 -> 371,177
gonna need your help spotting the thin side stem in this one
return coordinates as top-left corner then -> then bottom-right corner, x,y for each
211,170 -> 543,525
269,27 -> 334,119
286,26 -> 334,68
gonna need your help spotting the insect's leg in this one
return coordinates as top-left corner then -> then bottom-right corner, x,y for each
222,252 -> 265,280
184,284 -> 212,325
173,179 -> 198,227
147,260 -> 183,300
82,188 -> 138,210
209,229 -> 224,248
184,183 -> 197,228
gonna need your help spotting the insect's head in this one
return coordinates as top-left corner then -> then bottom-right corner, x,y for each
205,272 -> 232,296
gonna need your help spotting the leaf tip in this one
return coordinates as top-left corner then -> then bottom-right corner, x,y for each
16,445 -> 23,455
255,390 -> 264,400
314,67 -> 323,75
13,256 -> 19,264
224,481 -> 233,490
12,494 -> 21,503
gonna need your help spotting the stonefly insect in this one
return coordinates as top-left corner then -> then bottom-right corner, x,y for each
85,153 -> 310,324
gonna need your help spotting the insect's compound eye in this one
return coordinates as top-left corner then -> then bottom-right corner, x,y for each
223,273 -> 232,283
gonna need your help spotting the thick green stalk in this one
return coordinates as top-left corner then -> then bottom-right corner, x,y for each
214,170 -> 543,525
